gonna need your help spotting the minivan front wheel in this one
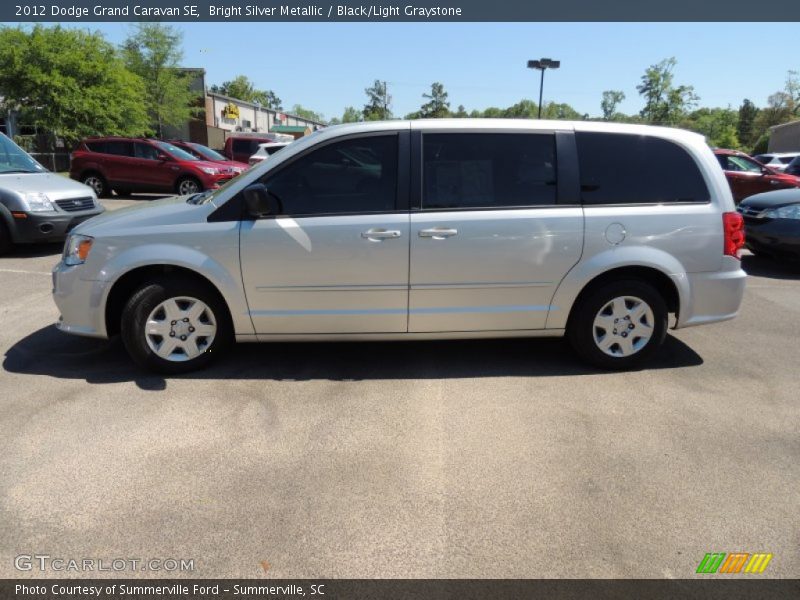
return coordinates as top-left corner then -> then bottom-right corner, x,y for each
121,277 -> 232,373
567,280 -> 667,370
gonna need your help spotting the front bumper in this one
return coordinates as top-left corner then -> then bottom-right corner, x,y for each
10,208 -> 104,244
52,262 -> 110,338
744,218 -> 800,260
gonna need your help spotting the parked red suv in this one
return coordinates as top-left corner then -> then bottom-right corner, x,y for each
70,137 -> 237,197
714,148 -> 800,204
167,140 -> 249,173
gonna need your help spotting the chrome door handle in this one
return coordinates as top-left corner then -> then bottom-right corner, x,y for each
361,229 -> 402,240
419,227 -> 458,239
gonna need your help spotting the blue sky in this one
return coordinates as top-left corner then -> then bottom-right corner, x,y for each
64,22 -> 797,121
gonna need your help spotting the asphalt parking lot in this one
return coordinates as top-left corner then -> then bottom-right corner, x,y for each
0,197 -> 798,579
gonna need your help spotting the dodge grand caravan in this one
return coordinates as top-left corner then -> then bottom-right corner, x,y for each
52,120 -> 747,373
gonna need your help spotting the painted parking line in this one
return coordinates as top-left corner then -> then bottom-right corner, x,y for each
0,268 -> 52,276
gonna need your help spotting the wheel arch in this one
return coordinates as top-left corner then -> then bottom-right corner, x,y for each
547,248 -> 687,330
105,264 -> 233,337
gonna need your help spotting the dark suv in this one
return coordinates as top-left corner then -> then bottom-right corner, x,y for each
70,138 -> 237,197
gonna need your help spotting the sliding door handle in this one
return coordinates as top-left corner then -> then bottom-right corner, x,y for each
419,227 -> 458,239
361,229 -> 402,241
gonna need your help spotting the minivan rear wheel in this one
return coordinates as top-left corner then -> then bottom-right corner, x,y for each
567,280 -> 667,370
121,277 -> 232,373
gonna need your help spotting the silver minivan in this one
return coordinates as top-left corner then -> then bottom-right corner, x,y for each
52,120 -> 747,373
0,133 -> 104,254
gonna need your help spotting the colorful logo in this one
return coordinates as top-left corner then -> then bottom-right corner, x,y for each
696,552 -> 773,574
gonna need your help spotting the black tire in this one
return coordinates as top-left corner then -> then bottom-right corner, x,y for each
176,176 -> 202,196
82,172 -> 109,198
120,276 -> 233,374
567,279 -> 668,370
0,220 -> 13,256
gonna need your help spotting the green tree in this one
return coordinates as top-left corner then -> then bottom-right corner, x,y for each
291,104 -> 324,123
541,102 -> 582,120
503,99 -> 538,119
122,23 -> 199,137
341,106 -> 362,123
637,57 -> 698,125
363,80 -> 391,120
681,107 -> 739,148
736,99 -> 759,149
601,90 -> 625,120
209,75 -> 281,109
0,25 -> 147,144
419,82 -> 450,118
453,104 -> 469,118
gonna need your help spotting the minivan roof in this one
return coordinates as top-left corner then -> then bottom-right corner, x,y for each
310,118 -> 707,147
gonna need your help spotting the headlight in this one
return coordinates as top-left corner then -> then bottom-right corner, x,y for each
21,192 -> 55,212
761,204 -> 800,220
199,167 -> 219,175
63,234 -> 94,266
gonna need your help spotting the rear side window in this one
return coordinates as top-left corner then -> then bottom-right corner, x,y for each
422,133 -> 557,209
85,141 -> 106,153
576,132 -> 709,204
104,141 -> 132,157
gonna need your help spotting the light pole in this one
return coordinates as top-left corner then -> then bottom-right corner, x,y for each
527,58 -> 560,119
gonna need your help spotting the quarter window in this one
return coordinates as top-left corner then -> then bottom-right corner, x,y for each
263,135 -> 398,216
576,132 -> 710,204
422,133 -> 557,209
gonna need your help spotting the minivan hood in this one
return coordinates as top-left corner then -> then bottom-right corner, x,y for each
72,195 -> 206,237
0,172 -> 94,200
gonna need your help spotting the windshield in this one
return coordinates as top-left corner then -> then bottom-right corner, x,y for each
153,141 -> 199,161
0,133 -> 47,174
189,143 -> 227,162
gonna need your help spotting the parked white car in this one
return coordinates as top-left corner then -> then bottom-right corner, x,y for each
52,120 -> 747,373
753,152 -> 800,172
248,142 -> 291,166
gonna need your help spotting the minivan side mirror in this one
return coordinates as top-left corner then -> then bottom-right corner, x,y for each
157,153 -> 170,161
243,183 -> 282,217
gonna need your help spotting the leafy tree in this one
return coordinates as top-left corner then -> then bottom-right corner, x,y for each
453,104 -> 469,118
785,70 -> 800,115
541,102 -> 582,120
736,99 -> 759,149
363,80 -> 391,120
601,90 -> 625,120
419,82 -> 451,118
0,25 -> 147,145
503,99 -> 538,119
341,106 -> 362,123
210,75 -> 281,109
637,57 -> 698,125
123,23 -> 200,137
291,104 -> 324,123
681,107 -> 739,148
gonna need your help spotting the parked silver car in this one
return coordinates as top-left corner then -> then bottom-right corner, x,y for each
52,120 -> 747,373
0,133 -> 104,254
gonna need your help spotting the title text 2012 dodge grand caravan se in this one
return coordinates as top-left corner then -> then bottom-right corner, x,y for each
52,120 -> 746,373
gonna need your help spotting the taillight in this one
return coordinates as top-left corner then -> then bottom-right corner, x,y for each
723,212 -> 745,259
